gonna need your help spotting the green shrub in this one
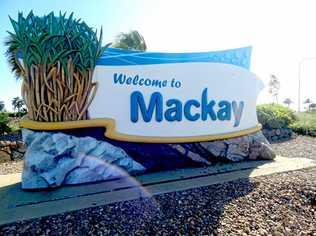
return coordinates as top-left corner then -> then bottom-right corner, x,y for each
290,112 -> 316,137
0,113 -> 11,135
256,104 -> 297,129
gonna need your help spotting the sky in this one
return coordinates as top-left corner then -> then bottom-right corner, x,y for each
1,0 -> 316,111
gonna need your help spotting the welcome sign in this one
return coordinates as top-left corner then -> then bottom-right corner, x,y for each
89,47 -> 263,142
21,47 -> 263,143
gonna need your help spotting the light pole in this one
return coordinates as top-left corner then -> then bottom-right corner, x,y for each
298,57 -> 316,112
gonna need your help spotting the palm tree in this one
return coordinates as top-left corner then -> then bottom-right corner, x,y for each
12,97 -> 24,113
310,103 -> 316,111
0,101 -> 5,112
268,74 -> 280,104
112,30 -> 147,51
303,98 -> 313,111
283,98 -> 293,108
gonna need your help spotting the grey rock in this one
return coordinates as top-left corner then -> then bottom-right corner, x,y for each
272,136 -> 278,142
258,142 -> 276,160
226,142 -> 249,161
200,131 -> 275,162
251,132 -> 269,144
169,144 -> 211,165
249,141 -> 274,160
21,129 -> 145,189
224,136 -> 250,162
199,142 -> 227,157
262,128 -> 294,142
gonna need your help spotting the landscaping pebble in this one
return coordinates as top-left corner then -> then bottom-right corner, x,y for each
0,159 -> 23,174
0,167 -> 315,235
271,135 -> 316,160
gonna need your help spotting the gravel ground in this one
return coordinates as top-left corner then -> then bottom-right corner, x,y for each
0,135 -> 315,234
0,132 -> 23,175
271,135 -> 316,160
0,159 -> 23,175
0,167 -> 315,235
1,135 -> 316,175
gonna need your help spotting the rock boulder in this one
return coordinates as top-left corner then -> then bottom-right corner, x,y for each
21,129 -> 145,189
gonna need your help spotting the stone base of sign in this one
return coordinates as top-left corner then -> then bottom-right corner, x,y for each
104,130 -> 275,167
199,131 -> 275,162
21,129 -> 145,189
21,128 -> 275,189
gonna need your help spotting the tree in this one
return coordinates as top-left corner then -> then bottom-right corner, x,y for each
310,103 -> 316,111
304,98 -> 312,104
283,98 -> 293,108
303,98 -> 313,111
0,101 -> 4,112
12,97 -> 24,113
112,30 -> 147,51
268,74 -> 280,104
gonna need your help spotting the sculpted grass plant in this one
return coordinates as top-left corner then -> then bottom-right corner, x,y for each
5,11 -> 107,121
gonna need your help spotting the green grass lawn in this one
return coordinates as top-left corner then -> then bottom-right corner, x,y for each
291,112 -> 316,136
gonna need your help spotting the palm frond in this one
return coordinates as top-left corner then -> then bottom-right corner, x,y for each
112,30 -> 147,51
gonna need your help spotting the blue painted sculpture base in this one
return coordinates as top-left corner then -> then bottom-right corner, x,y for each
57,127 -> 208,171
21,128 -> 275,189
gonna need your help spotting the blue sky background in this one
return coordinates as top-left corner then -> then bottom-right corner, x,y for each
1,0 -> 316,111
0,0 -> 146,110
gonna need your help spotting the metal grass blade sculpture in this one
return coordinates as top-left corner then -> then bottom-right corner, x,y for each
5,11 -> 108,121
